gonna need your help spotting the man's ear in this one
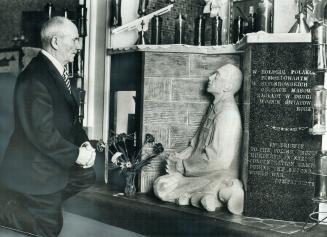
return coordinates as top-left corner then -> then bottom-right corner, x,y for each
50,36 -> 59,50
222,82 -> 233,92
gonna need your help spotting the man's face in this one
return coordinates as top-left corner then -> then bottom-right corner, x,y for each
57,24 -> 81,65
207,70 -> 222,94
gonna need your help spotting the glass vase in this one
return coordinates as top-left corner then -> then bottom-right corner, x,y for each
124,171 -> 136,196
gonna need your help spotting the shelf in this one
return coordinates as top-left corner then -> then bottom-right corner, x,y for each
236,32 -> 312,50
108,44 -> 241,55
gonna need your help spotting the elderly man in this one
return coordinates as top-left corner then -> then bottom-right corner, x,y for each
0,17 -> 95,237
154,63 -> 244,214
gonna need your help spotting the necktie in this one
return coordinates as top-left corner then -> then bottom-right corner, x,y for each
62,67 -> 71,93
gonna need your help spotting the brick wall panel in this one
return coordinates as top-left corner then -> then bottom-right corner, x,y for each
169,125 -> 198,150
190,54 -> 240,77
143,101 -> 188,124
187,102 -> 210,126
144,77 -> 172,101
143,124 -> 171,148
172,78 -> 209,102
144,53 -> 189,77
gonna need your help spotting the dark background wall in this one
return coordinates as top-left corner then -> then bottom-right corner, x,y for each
0,0 -> 207,49
0,0 -> 77,49
149,0 -> 200,45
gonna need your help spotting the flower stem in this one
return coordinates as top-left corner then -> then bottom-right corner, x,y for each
123,139 -> 129,159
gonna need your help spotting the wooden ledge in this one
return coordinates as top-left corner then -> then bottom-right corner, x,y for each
236,32 -> 312,50
63,185 -> 327,237
108,44 -> 241,55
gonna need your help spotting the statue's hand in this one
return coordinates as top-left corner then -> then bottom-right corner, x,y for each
166,152 -> 184,174
165,146 -> 193,174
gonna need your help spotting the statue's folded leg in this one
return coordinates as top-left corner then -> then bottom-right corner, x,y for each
189,175 -> 225,211
153,173 -> 212,203
153,173 -> 182,202
218,179 -> 244,215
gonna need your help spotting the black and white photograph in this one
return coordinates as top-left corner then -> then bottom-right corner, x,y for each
0,0 -> 327,236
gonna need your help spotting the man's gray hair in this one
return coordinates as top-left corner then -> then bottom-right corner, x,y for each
40,16 -> 72,48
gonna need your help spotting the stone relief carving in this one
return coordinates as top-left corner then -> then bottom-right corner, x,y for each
153,63 -> 244,214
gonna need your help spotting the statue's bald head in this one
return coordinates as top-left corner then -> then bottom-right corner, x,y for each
217,63 -> 243,94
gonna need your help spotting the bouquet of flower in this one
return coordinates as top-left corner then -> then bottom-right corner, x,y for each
108,132 -> 164,174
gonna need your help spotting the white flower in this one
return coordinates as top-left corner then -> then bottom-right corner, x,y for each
111,152 -> 123,164
126,161 -> 132,168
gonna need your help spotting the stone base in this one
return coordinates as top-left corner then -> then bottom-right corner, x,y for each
63,185 -> 327,237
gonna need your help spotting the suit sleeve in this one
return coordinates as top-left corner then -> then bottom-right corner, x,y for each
72,88 -> 89,146
16,78 -> 78,168
72,119 -> 89,147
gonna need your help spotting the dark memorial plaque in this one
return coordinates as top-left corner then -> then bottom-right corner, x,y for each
242,43 -> 322,222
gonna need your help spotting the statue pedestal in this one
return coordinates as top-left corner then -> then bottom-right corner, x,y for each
63,184 -> 327,236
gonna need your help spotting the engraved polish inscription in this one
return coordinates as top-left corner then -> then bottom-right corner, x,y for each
247,68 -> 316,188
244,44 -> 319,221
254,69 -> 313,111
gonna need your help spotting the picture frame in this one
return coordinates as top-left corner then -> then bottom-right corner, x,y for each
0,48 -> 21,76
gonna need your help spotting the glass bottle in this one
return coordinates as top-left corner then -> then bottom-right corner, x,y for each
110,0 -> 122,27
63,8 -> 69,18
211,16 -> 223,46
256,0 -> 273,33
78,3 -> 87,37
311,21 -> 327,72
138,0 -> 149,17
247,6 -> 257,33
174,13 -> 186,44
44,1 -> 54,19
194,13 -> 206,46
151,15 -> 163,45
232,16 -> 244,43
310,85 -> 327,135
313,151 -> 327,201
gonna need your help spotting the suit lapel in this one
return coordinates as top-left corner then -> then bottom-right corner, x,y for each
38,53 -> 78,112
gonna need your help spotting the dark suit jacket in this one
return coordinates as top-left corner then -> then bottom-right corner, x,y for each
0,53 -> 88,195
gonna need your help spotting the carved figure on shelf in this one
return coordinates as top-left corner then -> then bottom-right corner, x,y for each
153,63 -> 244,214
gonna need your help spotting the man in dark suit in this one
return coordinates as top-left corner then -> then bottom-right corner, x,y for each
0,17 -> 96,237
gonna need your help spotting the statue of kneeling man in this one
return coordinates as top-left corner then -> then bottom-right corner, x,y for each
153,63 -> 244,214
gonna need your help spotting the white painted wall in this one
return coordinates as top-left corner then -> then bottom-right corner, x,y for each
110,0 -> 139,48
273,0 -> 298,33
85,0 -> 109,140
86,0 -> 140,141
114,91 -> 136,134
